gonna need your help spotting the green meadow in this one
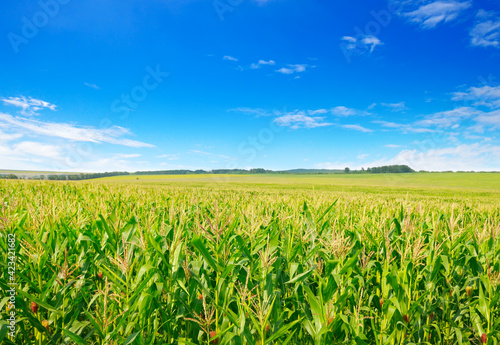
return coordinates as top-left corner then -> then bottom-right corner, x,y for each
99,172 -> 500,194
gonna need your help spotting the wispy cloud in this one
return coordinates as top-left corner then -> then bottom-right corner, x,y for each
385,144 -> 404,148
341,124 -> 373,133
276,64 -> 310,75
375,100 -> 500,133
231,106 -> 372,130
250,60 -> 276,69
453,85 -> 500,108
381,102 -> 408,112
114,153 -> 141,159
274,111 -> 332,129
398,0 -> 472,29
1,96 -> 57,116
223,55 -> 238,61
341,35 -> 383,54
374,120 -> 434,133
157,153 -> 179,160
228,107 -> 275,117
190,150 -> 211,155
470,10 -> 500,48
331,106 -> 368,117
475,109 -> 500,129
231,106 -> 366,118
308,109 -> 329,115
373,143 -> 500,171
84,82 -> 101,90
0,129 -> 23,143
0,112 -> 154,148
415,107 -> 480,128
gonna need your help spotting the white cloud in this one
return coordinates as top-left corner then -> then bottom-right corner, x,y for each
71,156 -> 145,173
0,112 -> 154,148
357,153 -> 369,159
223,55 -> 238,61
470,10 -> 500,48
475,109 -> 500,129
250,60 -> 276,69
157,153 -> 179,160
453,85 -> 500,108
374,120 -> 434,133
114,153 -> 141,159
0,141 -> 64,171
274,112 -> 332,129
381,102 -> 408,112
341,35 -> 383,54
331,106 -> 365,117
400,1 -> 472,29
231,106 -> 371,130
361,36 -> 383,53
416,107 -> 481,128
0,129 -> 22,142
13,141 -> 63,159
276,64 -> 309,75
308,109 -> 329,115
190,150 -> 211,155
385,144 -> 404,148
1,96 -> 57,116
342,36 -> 356,45
341,124 -> 373,133
228,107 -> 274,117
372,143 -> 500,171
84,83 -> 101,90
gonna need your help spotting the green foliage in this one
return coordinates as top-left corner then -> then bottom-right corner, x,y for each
367,165 -> 415,174
46,171 -> 130,181
0,174 -> 18,179
0,179 -> 499,344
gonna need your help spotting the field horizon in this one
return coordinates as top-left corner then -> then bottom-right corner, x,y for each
94,172 -> 500,195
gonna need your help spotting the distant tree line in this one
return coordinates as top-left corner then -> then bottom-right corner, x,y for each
46,172 -> 130,180
367,165 -> 415,173
0,165 -> 428,181
343,165 -> 415,174
0,174 -> 19,179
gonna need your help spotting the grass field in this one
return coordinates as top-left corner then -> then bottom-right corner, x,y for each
99,173 -> 500,194
1,173 -> 500,344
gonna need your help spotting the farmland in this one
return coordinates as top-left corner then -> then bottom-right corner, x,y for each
1,173 -> 500,344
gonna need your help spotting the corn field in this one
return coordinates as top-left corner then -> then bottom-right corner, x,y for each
1,179 -> 500,344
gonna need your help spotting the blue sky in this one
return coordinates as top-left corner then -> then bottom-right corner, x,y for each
1,0 -> 500,172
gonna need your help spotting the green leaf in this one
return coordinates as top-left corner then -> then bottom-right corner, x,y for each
123,331 -> 140,345
286,268 -> 315,285
62,329 -> 86,345
192,236 -> 217,270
